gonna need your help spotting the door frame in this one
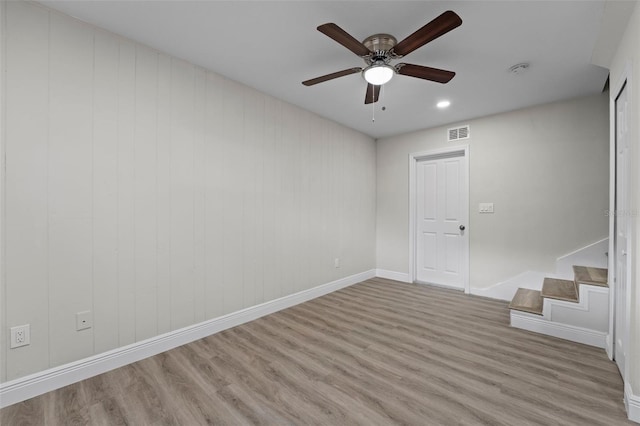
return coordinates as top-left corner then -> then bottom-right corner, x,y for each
409,145 -> 470,293
607,61 -> 632,388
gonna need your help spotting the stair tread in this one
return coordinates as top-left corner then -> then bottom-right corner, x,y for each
509,288 -> 543,315
573,265 -> 608,287
541,278 -> 578,302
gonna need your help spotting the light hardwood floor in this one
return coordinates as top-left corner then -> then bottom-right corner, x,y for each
1,278 -> 632,425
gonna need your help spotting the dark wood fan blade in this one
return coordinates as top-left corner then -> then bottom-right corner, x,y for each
302,67 -> 362,86
396,63 -> 455,83
392,11 -> 462,57
364,83 -> 380,104
317,23 -> 372,57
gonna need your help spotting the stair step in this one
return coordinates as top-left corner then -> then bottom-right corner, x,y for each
541,278 -> 578,302
573,265 -> 608,287
509,288 -> 543,315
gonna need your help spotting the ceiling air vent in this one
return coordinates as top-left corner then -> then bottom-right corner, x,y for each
448,125 -> 470,142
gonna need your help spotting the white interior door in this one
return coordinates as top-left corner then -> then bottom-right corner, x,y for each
415,152 -> 468,290
614,82 -> 629,377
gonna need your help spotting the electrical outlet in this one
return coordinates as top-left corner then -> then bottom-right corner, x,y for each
10,324 -> 30,349
76,311 -> 93,331
334,258 -> 340,268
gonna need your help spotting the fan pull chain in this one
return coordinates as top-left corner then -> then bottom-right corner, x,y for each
372,98 -> 375,122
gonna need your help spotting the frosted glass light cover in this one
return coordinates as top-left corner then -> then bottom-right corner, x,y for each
363,65 -> 394,85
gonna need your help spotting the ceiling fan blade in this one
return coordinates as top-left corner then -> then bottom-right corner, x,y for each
302,67 -> 362,86
364,83 -> 380,104
392,11 -> 462,57
317,23 -> 372,57
396,63 -> 455,83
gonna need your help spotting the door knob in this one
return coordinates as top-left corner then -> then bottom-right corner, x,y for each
459,225 -> 466,231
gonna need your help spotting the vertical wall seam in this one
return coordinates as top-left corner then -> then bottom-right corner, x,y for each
132,45 -> 137,343
45,8 -> 52,370
168,57 -> 172,331
192,66 -> 197,321
115,40 -> 121,347
0,0 -> 7,382
154,52 -> 159,336
90,29 -> 96,355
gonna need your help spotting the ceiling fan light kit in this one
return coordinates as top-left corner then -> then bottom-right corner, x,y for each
363,64 -> 395,85
302,10 -> 462,105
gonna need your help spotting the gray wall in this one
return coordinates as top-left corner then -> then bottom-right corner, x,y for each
376,93 -> 609,290
0,1 -> 376,382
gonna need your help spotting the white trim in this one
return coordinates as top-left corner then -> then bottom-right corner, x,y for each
607,71 -> 616,360
510,311 -> 607,348
375,269 -> 411,283
0,269 -> 376,408
556,237 -> 609,261
408,145 -> 470,293
625,383 -> 640,423
609,61 -> 633,379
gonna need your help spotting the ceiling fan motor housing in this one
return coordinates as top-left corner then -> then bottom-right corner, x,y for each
363,33 -> 397,63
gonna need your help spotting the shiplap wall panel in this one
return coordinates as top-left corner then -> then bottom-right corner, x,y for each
155,53 -> 173,335
169,58 -> 196,330
300,113 -> 313,289
203,72 -> 224,320
133,46 -> 159,342
280,102 -> 297,297
92,30 -> 120,354
47,12 -> 95,366
193,67 -> 207,324
261,95 -> 279,303
116,40 -> 136,347
221,78 -> 244,314
2,1 -> 376,381
246,88 -> 266,308
4,1 -> 50,381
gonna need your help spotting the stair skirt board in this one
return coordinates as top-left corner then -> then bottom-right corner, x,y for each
510,310 -> 607,348
0,269 -> 377,409
625,383 -> 640,423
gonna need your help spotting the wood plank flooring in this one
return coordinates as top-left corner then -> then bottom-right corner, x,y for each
1,278 -> 632,425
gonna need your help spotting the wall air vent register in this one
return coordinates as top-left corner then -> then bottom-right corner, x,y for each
448,125 -> 470,141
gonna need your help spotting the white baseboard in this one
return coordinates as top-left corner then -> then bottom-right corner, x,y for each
626,383 -> 640,423
510,311 -> 607,348
0,269 -> 375,409
375,269 -> 411,283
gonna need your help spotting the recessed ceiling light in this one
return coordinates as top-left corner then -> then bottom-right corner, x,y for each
437,100 -> 451,109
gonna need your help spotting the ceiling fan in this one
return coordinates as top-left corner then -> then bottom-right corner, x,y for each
302,11 -> 462,104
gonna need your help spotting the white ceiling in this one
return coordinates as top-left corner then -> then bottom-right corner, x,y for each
40,1 -> 610,139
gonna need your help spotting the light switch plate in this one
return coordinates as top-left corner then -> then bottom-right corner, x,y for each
479,203 -> 494,213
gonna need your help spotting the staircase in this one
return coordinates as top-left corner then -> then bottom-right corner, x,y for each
509,265 -> 609,348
